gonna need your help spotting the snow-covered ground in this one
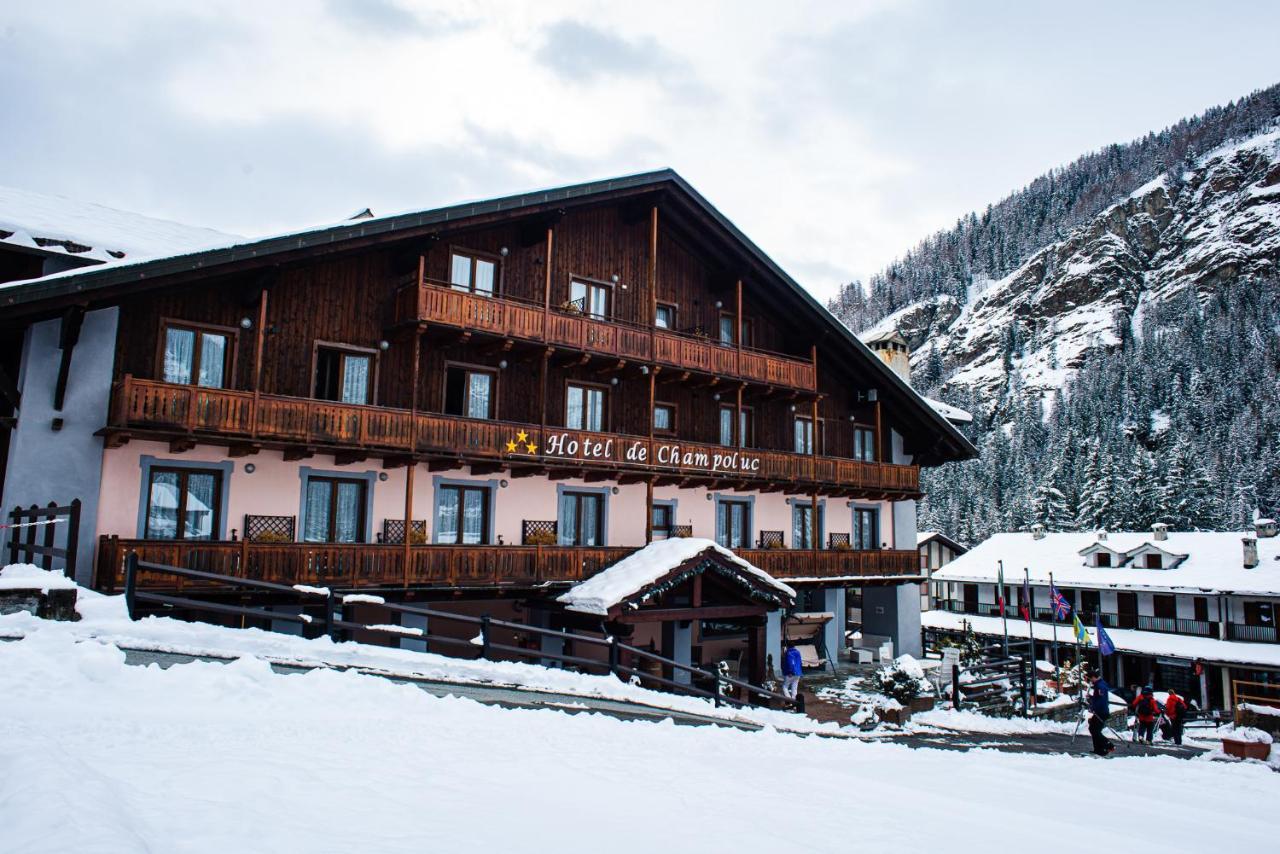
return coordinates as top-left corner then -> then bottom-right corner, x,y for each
1,630 -> 1275,854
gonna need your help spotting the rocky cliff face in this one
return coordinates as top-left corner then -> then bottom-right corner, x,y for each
870,127 -> 1280,401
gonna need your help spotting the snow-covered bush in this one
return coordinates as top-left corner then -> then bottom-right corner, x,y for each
872,655 -> 933,705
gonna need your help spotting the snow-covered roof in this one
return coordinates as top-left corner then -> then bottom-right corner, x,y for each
0,184 -> 236,264
932,531 -> 1280,596
922,396 -> 973,425
556,538 -> 794,616
918,531 -> 967,553
922,609 -> 1280,670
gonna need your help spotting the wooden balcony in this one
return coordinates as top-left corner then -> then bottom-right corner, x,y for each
95,537 -> 922,593
394,278 -> 817,391
106,377 -> 921,497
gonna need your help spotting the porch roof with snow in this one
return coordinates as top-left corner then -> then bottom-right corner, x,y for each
556,538 -> 795,618
932,531 -> 1280,596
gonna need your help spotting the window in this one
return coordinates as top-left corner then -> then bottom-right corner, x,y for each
719,405 -> 752,447
570,278 -> 611,319
566,383 -> 607,432
852,508 -> 878,550
1244,601 -> 1274,627
794,416 -> 815,454
716,500 -> 751,549
792,503 -> 824,549
1116,591 -> 1138,629
314,344 -> 374,405
162,322 -> 233,388
655,303 -> 675,329
1144,553 -> 1162,569
444,365 -> 495,419
559,491 -> 604,546
653,402 -> 675,434
303,477 -> 367,543
717,314 -> 753,346
651,504 -> 674,539
436,485 -> 490,545
1080,589 -> 1101,620
853,428 -> 876,462
1153,595 -> 1177,620
144,467 -> 221,540
1193,596 -> 1209,622
1095,551 -> 1112,568
449,250 -> 498,295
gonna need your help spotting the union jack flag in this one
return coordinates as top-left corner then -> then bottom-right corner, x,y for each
1051,584 -> 1071,620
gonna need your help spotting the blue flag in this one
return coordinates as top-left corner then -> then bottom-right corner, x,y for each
1051,585 -> 1071,620
1096,617 -> 1116,657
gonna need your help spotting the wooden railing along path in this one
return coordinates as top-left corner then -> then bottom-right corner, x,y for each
109,376 -> 920,496
395,278 -> 817,391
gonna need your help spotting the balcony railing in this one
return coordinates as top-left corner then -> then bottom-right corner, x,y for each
108,376 -> 920,496
95,537 -> 922,593
936,602 -> 1232,643
395,278 -> 817,391
1227,623 -> 1279,644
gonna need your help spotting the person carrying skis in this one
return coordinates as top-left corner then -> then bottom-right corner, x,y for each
1131,686 -> 1161,743
1087,671 -> 1114,756
1163,688 -> 1188,745
781,643 -> 803,701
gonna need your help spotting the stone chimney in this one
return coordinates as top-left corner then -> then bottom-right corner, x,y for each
1243,536 -> 1259,569
865,330 -> 911,384
1152,522 -> 1168,542
1255,518 -> 1277,539
1096,529 -> 1108,541
1030,523 -> 1045,540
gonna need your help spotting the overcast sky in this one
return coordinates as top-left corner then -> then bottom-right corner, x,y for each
2,1 -> 1278,301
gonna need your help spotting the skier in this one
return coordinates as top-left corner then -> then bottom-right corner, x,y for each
781,643 -> 803,701
1131,686 -> 1161,743
1162,688 -> 1188,745
1087,671 -> 1114,756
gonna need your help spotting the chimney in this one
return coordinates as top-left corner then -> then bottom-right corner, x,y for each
1243,536 -> 1259,569
1256,518 -> 1277,539
866,330 -> 911,384
1151,522 -> 1168,542
1030,523 -> 1046,540
1096,529 -> 1108,541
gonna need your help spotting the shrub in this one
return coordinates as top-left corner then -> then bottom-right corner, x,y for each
526,530 -> 557,546
872,656 -> 933,705
252,530 -> 291,544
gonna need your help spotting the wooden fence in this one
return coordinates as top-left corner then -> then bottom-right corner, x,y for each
5,499 -> 81,579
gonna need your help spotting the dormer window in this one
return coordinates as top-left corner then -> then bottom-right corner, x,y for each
1095,552 -> 1112,568
1143,553 -> 1162,569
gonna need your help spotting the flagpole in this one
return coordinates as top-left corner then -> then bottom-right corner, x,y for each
1049,571 -> 1060,675
1024,568 -> 1035,709
998,560 -> 1009,658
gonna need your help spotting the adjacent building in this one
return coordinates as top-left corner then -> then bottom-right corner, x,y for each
917,530 -> 966,611
0,171 -> 975,684
927,522 -> 1280,710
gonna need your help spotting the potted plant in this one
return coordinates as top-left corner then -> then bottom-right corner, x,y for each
526,530 -> 557,546
252,530 -> 291,544
872,655 -> 934,718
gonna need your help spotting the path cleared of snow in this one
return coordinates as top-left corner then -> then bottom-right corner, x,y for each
0,631 -> 1273,854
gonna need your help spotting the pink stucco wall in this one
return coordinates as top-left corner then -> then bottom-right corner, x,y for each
98,441 -> 895,547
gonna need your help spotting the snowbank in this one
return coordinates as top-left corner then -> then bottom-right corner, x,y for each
0,563 -> 79,592
2,631 -> 1275,854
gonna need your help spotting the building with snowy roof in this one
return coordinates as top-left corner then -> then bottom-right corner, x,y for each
0,170 -> 976,696
926,521 -> 1280,710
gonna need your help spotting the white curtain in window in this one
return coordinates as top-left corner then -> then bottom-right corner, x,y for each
146,471 -> 181,539
341,355 -> 371,405
579,494 -> 600,546
197,333 -> 226,388
566,386 -> 584,430
450,254 -> 472,290
467,372 -> 491,419
474,259 -> 495,295
584,387 -> 604,432
558,492 -> 576,546
184,472 -> 217,540
719,408 -> 733,446
436,489 -> 459,544
163,328 -> 194,384
461,489 -> 485,544
304,480 -> 332,543
334,481 -> 362,542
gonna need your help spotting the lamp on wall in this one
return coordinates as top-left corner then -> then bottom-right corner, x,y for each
712,393 -> 720,402
640,365 -> 649,375
714,300 -> 723,309
498,360 -> 509,370
610,274 -> 619,283
239,317 -> 253,330
500,479 -> 509,488
499,246 -> 509,257
378,340 -> 390,351
610,377 -> 619,386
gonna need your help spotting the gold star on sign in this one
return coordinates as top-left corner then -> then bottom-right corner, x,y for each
515,430 -> 529,444
525,443 -> 538,454
505,440 -> 518,453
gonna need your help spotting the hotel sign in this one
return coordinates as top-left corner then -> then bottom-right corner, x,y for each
505,430 -> 763,475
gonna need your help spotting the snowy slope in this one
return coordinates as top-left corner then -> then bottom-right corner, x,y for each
879,127 -> 1280,398
3,630 -> 1275,854
0,184 -> 236,263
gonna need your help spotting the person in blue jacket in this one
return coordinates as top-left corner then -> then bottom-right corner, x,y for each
1087,671 -> 1115,756
782,644 -> 803,700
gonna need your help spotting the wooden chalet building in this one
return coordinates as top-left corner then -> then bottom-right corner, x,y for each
0,171 -> 975,679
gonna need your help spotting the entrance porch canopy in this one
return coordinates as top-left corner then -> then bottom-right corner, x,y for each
557,538 -> 795,621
